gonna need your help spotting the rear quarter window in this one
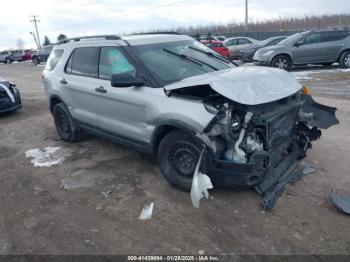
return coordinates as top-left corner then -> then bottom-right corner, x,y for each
45,49 -> 64,71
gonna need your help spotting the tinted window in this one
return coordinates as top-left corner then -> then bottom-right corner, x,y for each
67,47 -> 99,77
322,31 -> 350,42
303,33 -> 321,45
239,38 -> 251,44
45,49 -> 64,71
98,47 -> 135,80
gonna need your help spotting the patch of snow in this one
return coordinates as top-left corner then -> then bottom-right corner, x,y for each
25,147 -> 64,167
138,202 -> 154,220
190,149 -> 214,208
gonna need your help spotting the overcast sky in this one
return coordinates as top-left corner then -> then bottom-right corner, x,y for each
1,0 -> 349,50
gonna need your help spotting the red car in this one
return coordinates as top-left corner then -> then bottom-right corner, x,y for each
201,40 -> 230,58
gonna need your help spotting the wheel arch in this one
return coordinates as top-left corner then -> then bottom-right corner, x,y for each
271,53 -> 293,65
50,95 -> 65,113
151,120 -> 199,155
337,48 -> 350,62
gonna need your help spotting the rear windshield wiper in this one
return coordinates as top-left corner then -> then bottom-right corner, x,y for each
188,46 -> 238,66
163,48 -> 218,71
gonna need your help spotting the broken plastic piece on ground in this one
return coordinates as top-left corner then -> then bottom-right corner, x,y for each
261,161 -> 316,210
330,192 -> 350,215
191,149 -> 214,208
25,147 -> 64,167
139,202 -> 154,220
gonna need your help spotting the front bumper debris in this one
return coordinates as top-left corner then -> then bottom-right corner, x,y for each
199,94 -> 339,210
0,81 -> 22,114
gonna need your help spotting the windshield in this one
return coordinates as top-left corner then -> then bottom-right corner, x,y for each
131,40 -> 233,85
278,32 -> 308,46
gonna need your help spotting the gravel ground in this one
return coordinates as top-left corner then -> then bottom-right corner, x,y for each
0,62 -> 350,255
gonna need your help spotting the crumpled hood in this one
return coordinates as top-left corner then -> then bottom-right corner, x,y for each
164,66 -> 302,105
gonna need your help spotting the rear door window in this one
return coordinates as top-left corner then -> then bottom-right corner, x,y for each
322,31 -> 350,42
66,47 -> 99,77
98,47 -> 135,80
45,49 -> 64,71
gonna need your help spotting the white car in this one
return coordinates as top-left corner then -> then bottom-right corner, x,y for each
224,37 -> 258,59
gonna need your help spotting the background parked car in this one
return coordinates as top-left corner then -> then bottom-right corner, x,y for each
22,49 -> 34,61
224,37 -> 258,59
240,36 -> 287,63
0,51 -> 14,64
32,45 -> 54,65
201,40 -> 230,58
198,35 -> 226,42
253,28 -> 350,69
10,50 -> 25,62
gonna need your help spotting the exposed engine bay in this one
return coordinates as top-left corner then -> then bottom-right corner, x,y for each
167,84 -> 339,209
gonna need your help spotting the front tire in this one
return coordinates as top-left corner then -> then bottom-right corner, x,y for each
157,130 -> 207,192
52,103 -> 84,143
5,58 -> 11,64
272,55 -> 291,70
339,51 -> 350,68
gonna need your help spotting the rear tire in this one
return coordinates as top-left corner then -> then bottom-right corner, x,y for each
339,51 -> 350,68
52,103 -> 84,143
272,55 -> 291,70
157,130 -> 208,192
5,58 -> 11,64
33,57 -> 40,65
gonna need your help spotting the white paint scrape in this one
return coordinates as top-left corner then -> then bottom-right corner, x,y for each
190,149 -> 214,208
25,147 -> 64,167
138,202 -> 154,220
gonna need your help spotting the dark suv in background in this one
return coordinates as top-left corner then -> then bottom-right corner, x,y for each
32,45 -> 54,65
253,28 -> 350,69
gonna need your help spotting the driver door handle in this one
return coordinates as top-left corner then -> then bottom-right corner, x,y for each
95,86 -> 107,93
60,78 -> 68,85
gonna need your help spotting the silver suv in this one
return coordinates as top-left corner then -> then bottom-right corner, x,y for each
0,51 -> 14,64
253,29 -> 350,69
42,34 -> 338,203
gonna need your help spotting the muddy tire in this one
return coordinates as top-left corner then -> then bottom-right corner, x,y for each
52,103 -> 84,143
339,51 -> 350,68
272,55 -> 291,70
157,130 -> 208,192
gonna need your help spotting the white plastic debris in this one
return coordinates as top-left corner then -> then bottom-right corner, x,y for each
138,202 -> 154,220
190,149 -> 214,208
25,147 -> 63,167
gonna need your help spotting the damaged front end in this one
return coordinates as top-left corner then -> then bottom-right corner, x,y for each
167,83 -> 338,209
0,78 -> 22,114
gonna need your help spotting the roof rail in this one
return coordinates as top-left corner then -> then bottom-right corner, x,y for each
57,35 -> 121,44
132,31 -> 181,35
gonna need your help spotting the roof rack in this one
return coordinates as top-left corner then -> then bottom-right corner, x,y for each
57,35 -> 121,44
132,32 -> 181,35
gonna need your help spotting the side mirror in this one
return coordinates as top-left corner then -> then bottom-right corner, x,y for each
295,40 -> 303,47
111,72 -> 144,88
